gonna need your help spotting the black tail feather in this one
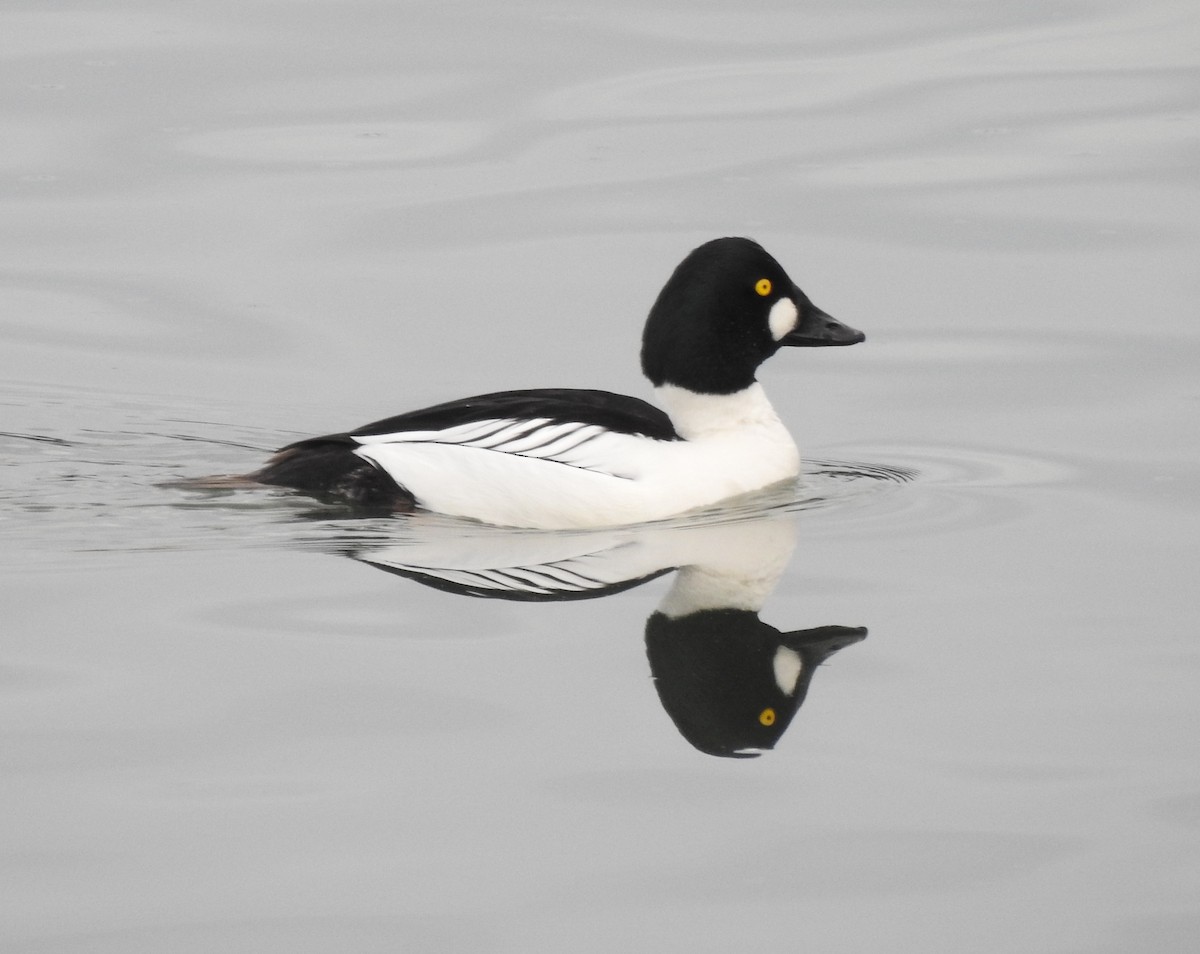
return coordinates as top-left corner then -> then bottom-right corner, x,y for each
251,441 -> 415,511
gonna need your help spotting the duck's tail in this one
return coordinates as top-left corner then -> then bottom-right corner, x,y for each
248,440 -> 417,511
170,440 -> 415,512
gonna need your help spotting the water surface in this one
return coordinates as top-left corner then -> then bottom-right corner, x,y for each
3,1 -> 1199,952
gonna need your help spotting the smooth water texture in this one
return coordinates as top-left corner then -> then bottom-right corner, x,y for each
3,2 -> 1199,952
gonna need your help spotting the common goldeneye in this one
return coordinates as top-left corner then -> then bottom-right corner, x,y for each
248,237 -> 864,528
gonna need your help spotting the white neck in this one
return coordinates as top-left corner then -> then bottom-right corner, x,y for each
654,382 -> 785,441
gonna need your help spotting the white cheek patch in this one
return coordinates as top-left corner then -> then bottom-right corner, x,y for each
773,647 -> 804,695
768,298 -> 799,341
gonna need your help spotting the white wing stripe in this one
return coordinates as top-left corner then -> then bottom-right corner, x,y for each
522,425 -> 606,460
357,417 -> 602,454
488,420 -> 586,454
469,420 -> 553,449
353,417 -> 629,469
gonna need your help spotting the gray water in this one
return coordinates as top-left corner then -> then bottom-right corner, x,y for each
3,1 -> 1199,951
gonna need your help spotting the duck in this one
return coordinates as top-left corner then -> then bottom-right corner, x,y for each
246,237 -> 864,529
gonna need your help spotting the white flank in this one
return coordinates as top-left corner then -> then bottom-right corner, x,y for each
351,384 -> 800,529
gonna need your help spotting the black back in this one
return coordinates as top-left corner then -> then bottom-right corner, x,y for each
296,388 -> 679,447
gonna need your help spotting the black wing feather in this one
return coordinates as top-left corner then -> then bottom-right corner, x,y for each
249,442 -> 415,509
348,388 -> 678,441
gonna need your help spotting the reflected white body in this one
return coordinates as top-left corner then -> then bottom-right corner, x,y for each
355,502 -> 798,604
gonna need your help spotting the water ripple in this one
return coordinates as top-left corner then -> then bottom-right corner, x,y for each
1,383 -> 1084,565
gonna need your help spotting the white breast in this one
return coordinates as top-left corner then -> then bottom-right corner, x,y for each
351,384 -> 800,529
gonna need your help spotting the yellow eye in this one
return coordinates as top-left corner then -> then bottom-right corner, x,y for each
755,278 -> 772,297
758,708 -> 776,726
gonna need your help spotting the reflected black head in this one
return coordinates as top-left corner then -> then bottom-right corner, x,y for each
644,608 -> 866,758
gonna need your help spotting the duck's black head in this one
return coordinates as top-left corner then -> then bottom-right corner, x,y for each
640,237 -> 864,395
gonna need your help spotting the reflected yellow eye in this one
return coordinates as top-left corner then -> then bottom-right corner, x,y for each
758,708 -> 776,726
755,278 -> 772,297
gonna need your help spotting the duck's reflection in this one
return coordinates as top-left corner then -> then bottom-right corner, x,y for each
647,613 -> 863,758
348,512 -> 864,758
